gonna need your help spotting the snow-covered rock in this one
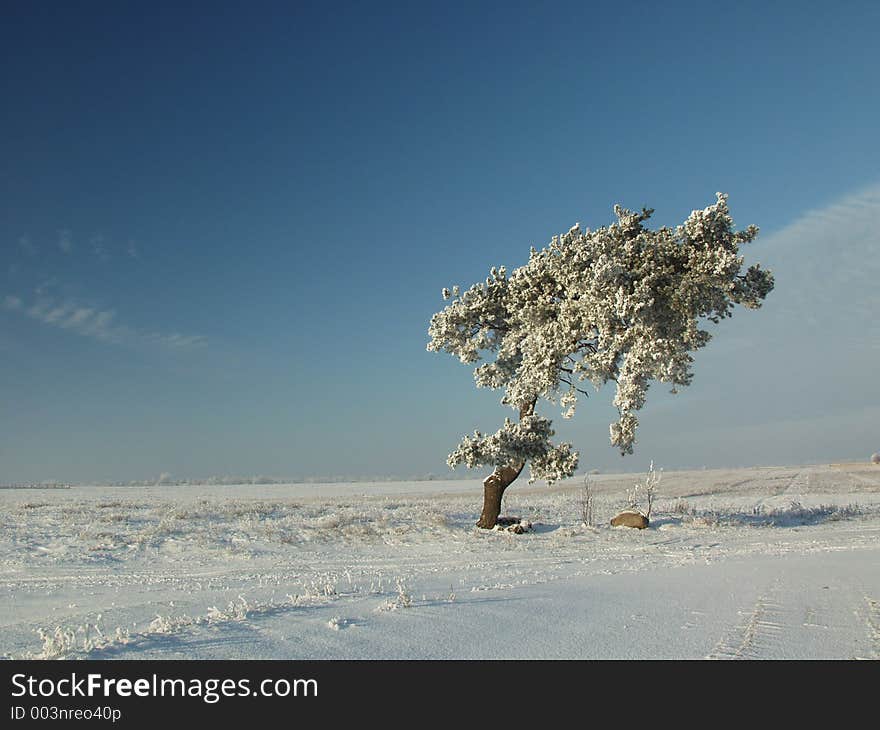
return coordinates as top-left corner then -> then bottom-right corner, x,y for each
611,510 -> 649,529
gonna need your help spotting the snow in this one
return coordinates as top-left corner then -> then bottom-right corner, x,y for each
1,463 -> 878,660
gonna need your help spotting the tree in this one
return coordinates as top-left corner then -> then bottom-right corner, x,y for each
427,193 -> 774,528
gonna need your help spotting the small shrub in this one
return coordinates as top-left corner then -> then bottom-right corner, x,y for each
626,461 -> 662,519
579,475 -> 595,526
394,578 -> 412,608
30,620 -> 132,660
376,578 -> 413,611
670,498 -> 692,515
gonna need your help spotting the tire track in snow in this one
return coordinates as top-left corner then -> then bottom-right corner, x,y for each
847,472 -> 880,489
802,604 -> 830,629
707,587 -> 785,660
782,470 -> 810,497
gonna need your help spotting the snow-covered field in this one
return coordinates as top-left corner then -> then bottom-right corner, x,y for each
2,463 -> 878,660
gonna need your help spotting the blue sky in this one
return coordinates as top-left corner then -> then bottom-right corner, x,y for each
2,1 -> 879,483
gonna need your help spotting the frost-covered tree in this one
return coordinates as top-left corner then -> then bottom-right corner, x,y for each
428,193 -> 774,528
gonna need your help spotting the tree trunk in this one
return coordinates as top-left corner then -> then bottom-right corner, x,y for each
476,399 -> 536,529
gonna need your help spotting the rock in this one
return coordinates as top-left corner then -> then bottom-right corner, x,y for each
493,516 -> 533,533
611,510 -> 649,529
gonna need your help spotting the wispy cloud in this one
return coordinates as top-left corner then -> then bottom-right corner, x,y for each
127,240 -> 139,259
145,332 -> 208,348
2,293 -> 207,350
754,182 -> 880,325
58,230 -> 73,254
763,183 -> 880,252
707,182 -> 880,360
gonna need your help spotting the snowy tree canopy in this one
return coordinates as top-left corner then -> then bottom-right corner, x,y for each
428,193 -> 774,484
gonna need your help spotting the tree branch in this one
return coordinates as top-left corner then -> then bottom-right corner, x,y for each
559,376 -> 591,396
